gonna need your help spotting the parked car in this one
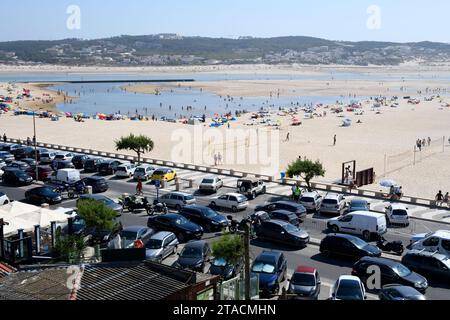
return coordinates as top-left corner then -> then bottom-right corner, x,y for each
251,251 -> 287,296
256,220 -> 310,247
0,192 -> 10,205
319,193 -> 346,216
352,256 -> 429,293
71,154 -> 90,169
199,176 -> 224,193
174,240 -> 211,272
2,168 -> 33,186
145,231 -> 179,262
378,284 -> 426,301
0,151 -> 15,163
385,204 -> 410,227
133,164 -> 156,181
209,193 -> 249,212
33,148 -> 50,161
1,144 -> 21,153
287,266 -> 321,300
209,256 -> 244,280
320,233 -> 381,260
0,160 -> 5,169
25,187 -> 62,205
347,199 -> 370,213
159,191 -> 196,211
255,201 -> 307,221
327,211 -> 387,241
115,163 -> 137,178
82,176 -> 109,193
408,230 -> 450,257
147,213 -> 204,242
6,161 -> 30,171
299,191 -> 323,212
84,157 -> 104,173
11,146 -> 35,160
151,168 -> 177,182
39,151 -> 57,164
237,178 -> 266,200
268,210 -> 300,227
330,276 -> 366,300
78,194 -> 123,217
120,226 -> 154,248
21,158 -> 37,168
402,250 -> 450,282
54,152 -> 74,161
51,159 -> 76,171
178,205 -> 228,232
26,165 -> 53,181
98,160 -> 124,175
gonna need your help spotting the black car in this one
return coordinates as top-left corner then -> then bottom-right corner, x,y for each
378,284 -> 426,300
82,176 -> 109,193
2,168 -> 33,186
320,233 -> 381,260
6,161 -> 30,171
11,147 -> 35,160
256,220 -> 310,247
209,256 -> 244,280
78,194 -> 123,217
401,250 -> 450,282
98,160 -> 123,175
268,210 -> 300,227
51,160 -> 75,171
0,151 -> 15,163
352,256 -> 429,293
174,240 -> 211,272
72,155 -> 89,169
21,158 -> 38,168
256,201 -> 307,221
251,251 -> 287,296
147,213 -> 204,243
178,205 -> 228,232
25,187 -> 62,205
83,158 -> 104,173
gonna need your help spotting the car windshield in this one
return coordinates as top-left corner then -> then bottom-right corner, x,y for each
203,207 -> 218,218
285,224 -> 300,233
121,231 -> 138,240
116,167 -> 126,172
351,237 -> 369,249
146,239 -> 163,249
213,258 -> 228,267
97,198 -> 114,205
393,210 -> 408,216
252,262 -> 275,274
336,280 -> 363,300
171,216 -> 189,225
180,246 -> 202,258
393,264 -> 412,277
292,273 -> 316,286
352,202 -> 366,207
135,168 -> 145,173
237,195 -> 247,203
202,179 -> 214,184
323,199 -> 338,204
301,197 -> 314,203
154,170 -> 166,175
184,195 -> 194,201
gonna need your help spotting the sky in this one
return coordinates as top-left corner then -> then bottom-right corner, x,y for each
1,0 -> 449,43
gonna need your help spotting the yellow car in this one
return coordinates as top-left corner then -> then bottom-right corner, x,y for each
151,168 -> 177,182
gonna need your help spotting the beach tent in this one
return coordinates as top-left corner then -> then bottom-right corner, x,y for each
0,201 -> 69,237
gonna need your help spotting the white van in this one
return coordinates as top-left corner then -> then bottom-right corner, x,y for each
49,169 -> 81,184
409,230 -> 450,257
327,211 -> 387,241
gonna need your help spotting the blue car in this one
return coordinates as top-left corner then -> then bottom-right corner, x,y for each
251,251 -> 287,297
347,199 -> 370,213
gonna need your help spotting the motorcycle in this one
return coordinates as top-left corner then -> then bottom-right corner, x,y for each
227,215 -> 259,239
120,195 -> 152,214
376,237 -> 404,255
147,200 -> 169,216
55,181 -> 86,199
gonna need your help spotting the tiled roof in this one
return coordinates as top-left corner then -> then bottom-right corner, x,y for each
0,263 -> 16,278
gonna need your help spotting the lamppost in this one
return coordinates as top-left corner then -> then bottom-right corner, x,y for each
32,109 -> 41,181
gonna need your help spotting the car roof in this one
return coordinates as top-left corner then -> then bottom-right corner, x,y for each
169,191 -> 191,196
256,251 -> 282,262
84,176 -> 105,181
185,240 -> 207,248
406,249 -> 449,262
238,177 -> 261,183
151,231 -> 174,240
122,226 -> 148,233
390,203 -> 407,210
225,193 -> 244,197
382,284 -> 422,295
359,256 -> 400,267
275,200 -> 301,207
301,192 -> 320,197
81,194 -> 107,200
265,219 -> 290,227
350,199 -> 368,204
272,210 -> 296,216
338,275 -> 361,282
295,266 -> 317,274
324,193 -> 342,199
326,233 -> 363,242
348,211 -> 385,218
427,230 -> 450,239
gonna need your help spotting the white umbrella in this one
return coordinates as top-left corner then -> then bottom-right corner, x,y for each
380,179 -> 396,188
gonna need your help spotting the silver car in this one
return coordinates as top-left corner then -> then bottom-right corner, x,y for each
199,176 -> 224,193
120,226 -> 155,248
133,164 -> 156,181
145,231 -> 179,262
160,192 -> 196,211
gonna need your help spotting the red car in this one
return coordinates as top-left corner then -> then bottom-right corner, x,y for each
26,165 -> 54,181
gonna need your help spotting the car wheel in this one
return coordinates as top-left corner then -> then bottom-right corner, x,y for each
331,226 -> 339,233
175,204 -> 182,211
362,231 -> 371,241
3,200 -> 8,205
232,206 -> 238,213
178,233 -> 185,243
210,202 -> 217,208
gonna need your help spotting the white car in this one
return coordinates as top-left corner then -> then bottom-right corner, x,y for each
133,164 -> 156,181
210,193 -> 249,212
0,191 -> 10,205
159,192 -> 196,210
40,151 -> 57,164
115,163 -> 137,178
54,152 -> 75,161
409,230 -> 450,257
319,193 -> 346,216
330,275 -> 366,300
327,211 -> 387,241
199,176 -> 224,193
299,191 -> 323,212
385,204 -> 410,227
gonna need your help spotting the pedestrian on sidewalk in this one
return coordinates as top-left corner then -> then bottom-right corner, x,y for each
214,154 -> 218,166
136,177 -> 143,196
3,133 -> 6,143
436,190 -> 444,207
218,152 -> 223,165
443,192 -> 449,208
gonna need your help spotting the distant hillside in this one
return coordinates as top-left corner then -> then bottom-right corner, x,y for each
0,34 -> 449,66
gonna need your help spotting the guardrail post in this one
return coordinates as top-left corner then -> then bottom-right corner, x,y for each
189,179 -> 194,189
175,178 -> 181,191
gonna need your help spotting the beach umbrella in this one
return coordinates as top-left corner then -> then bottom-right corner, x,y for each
379,179 -> 396,188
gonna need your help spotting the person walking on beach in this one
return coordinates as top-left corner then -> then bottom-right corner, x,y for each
436,190 -> 444,207
136,178 -> 143,196
218,153 -> 223,166
427,137 -> 431,147
3,133 -> 6,143
214,154 -> 218,166
333,134 -> 337,146
285,132 -> 290,142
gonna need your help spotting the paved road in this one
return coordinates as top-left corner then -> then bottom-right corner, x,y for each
2,171 -> 450,300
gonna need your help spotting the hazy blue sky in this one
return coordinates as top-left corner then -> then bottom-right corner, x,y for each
1,0 -> 449,42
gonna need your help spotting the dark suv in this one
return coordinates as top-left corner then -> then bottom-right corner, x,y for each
256,201 -> 307,221
72,155 -> 89,169
83,158 -> 104,173
82,176 -> 109,193
320,233 -> 381,260
2,168 -> 33,186
98,160 -> 124,175
402,250 -> 450,282
178,205 -> 228,232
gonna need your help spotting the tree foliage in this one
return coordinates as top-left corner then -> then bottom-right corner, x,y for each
211,234 -> 244,265
77,199 -> 118,231
286,158 -> 326,191
115,133 -> 154,164
54,234 -> 88,263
